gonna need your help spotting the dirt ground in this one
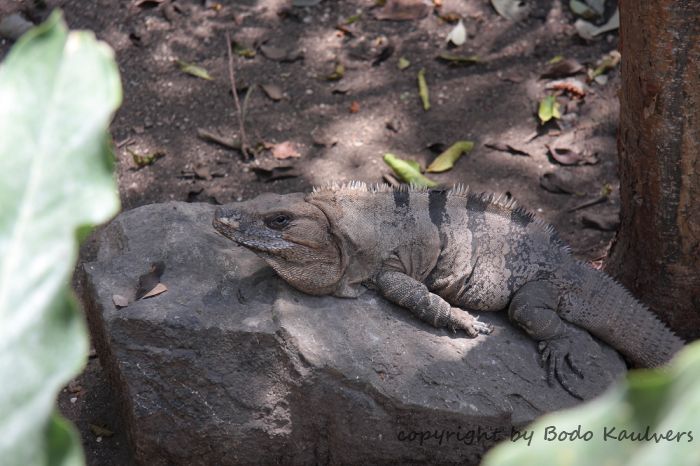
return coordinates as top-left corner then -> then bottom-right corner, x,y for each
2,0 -> 622,464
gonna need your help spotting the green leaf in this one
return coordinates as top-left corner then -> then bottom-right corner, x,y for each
383,153 -> 437,188
426,141 -> 474,173
483,341 -> 700,466
176,59 -> 213,80
398,57 -> 411,70
417,68 -> 430,111
0,10 -> 121,466
538,95 -> 561,124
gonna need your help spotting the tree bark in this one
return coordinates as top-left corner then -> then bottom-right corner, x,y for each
608,1 -> 700,340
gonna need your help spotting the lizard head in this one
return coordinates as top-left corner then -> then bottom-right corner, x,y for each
213,193 -> 344,295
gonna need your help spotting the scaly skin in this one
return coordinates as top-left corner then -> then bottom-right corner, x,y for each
213,182 -> 685,398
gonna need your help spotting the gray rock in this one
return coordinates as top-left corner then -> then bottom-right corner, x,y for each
81,202 -> 626,465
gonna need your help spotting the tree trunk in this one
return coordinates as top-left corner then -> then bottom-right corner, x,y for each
608,1 -> 700,340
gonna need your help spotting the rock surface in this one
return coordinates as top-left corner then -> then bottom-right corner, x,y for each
82,202 -> 626,465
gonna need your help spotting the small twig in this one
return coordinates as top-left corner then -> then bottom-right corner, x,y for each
567,195 -> 608,212
225,31 -> 250,160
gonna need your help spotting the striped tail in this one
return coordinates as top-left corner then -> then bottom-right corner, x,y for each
559,262 -> 685,368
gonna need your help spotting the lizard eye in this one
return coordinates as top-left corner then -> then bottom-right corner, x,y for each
266,214 -> 291,230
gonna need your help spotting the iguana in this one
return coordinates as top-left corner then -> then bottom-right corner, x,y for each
212,182 -> 684,396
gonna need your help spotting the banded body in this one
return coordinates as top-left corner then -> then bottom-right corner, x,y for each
213,182 -> 684,397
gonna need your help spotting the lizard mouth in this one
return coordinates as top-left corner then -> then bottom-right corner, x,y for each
213,216 -> 294,254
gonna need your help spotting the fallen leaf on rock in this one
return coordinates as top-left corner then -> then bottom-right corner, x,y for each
372,45 -> 395,66
272,141 -> 301,159
575,8 -> 619,40
417,68 -> 430,111
546,145 -> 599,165
260,83 -> 283,101
545,78 -> 587,98
581,212 -> 619,231
437,52 -> 481,65
326,62 -> 345,81
128,148 -> 165,168
491,0 -> 529,21
540,58 -> 584,79
374,0 -> 431,21
446,19 -> 467,46
538,95 -> 561,124
349,101 -> 361,113
427,141 -> 474,172
398,57 -> 411,70
251,166 -> 300,182
484,142 -> 530,156
142,283 -> 168,299
136,262 -> 165,299
383,153 -> 436,187
112,294 -> 129,308
539,171 -> 580,194
176,60 -> 213,80
89,424 -> 115,438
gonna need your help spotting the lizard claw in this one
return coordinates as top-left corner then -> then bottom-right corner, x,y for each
538,338 -> 584,399
450,309 -> 493,337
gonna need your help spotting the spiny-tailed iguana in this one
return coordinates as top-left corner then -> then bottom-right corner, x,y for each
212,182 -> 684,396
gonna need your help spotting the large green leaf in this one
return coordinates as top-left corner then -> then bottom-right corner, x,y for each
0,11 -> 121,466
483,341 -> 700,466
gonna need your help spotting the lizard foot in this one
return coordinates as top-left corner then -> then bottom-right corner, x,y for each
449,309 -> 493,337
539,337 -> 584,399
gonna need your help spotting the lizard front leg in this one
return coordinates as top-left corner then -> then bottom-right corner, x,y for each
508,280 -> 584,398
374,270 -> 492,337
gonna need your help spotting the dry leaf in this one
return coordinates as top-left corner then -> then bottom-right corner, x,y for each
374,0 -> 431,21
491,0 -> 529,21
446,19 -> 467,46
136,262 -> 165,299
112,294 -> 129,308
272,141 -> 301,159
546,145 -> 599,165
545,78 -> 587,98
349,101 -> 361,113
260,84 -> 283,101
142,283 -> 168,299
194,166 -> 211,180
575,8 -> 619,40
540,58 -> 584,79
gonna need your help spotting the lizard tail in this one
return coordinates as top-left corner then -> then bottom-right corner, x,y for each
559,262 -> 685,368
